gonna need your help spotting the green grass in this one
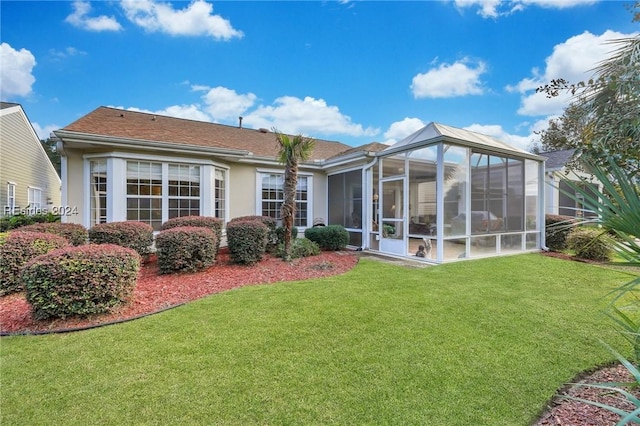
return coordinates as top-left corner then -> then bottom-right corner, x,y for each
1,254 -> 636,425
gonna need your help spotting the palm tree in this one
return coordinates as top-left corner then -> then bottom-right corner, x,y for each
274,129 -> 315,261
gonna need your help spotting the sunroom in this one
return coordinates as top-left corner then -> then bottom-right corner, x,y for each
327,123 -> 546,263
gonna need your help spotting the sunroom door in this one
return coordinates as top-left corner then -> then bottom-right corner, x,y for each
380,178 -> 405,255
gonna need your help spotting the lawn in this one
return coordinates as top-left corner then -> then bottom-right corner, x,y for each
1,254 -> 636,425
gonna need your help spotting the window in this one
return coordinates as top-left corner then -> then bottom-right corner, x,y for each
260,173 -> 309,227
168,164 -> 200,219
6,182 -> 16,215
90,160 -> 107,226
214,169 -> 225,219
27,187 -> 42,213
126,161 -> 163,231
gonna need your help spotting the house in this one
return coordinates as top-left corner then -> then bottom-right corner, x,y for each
0,102 -> 61,216
54,106 -> 545,263
541,149 -> 601,218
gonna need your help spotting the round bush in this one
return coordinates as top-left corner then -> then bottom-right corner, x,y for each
156,226 -> 217,274
277,237 -> 320,259
19,222 -> 88,246
226,220 -> 268,265
304,225 -> 349,250
89,221 -> 154,257
161,216 -> 223,253
22,244 -> 141,320
567,227 -> 613,262
230,216 -> 277,248
545,214 -> 576,251
0,231 -> 70,296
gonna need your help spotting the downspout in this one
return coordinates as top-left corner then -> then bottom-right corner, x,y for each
361,154 -> 379,250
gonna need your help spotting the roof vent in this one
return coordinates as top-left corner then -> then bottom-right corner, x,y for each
258,128 -> 269,133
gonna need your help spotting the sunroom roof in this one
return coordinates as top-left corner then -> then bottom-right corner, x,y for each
383,122 -> 542,160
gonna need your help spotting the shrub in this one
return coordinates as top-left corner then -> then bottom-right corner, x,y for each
22,244 -> 140,320
156,226 -> 217,274
230,216 -> 277,249
0,212 -> 61,232
567,227 -> 613,262
545,214 -> 576,251
304,225 -> 349,250
161,216 -> 223,253
226,220 -> 268,265
89,221 -> 154,257
275,225 -> 298,245
0,231 -> 70,295
277,237 -> 320,259
19,222 -> 88,246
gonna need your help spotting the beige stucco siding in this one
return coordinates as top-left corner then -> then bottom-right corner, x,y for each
62,148 -> 85,225
0,106 -> 61,216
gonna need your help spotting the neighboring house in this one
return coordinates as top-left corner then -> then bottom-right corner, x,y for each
0,102 -> 62,217
54,106 -> 545,263
542,149 -> 601,218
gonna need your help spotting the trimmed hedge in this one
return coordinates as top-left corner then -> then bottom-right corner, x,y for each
230,216 -> 277,249
226,220 -> 268,265
567,227 -> 613,262
19,222 -> 88,246
161,216 -> 223,253
545,214 -> 576,251
0,231 -> 70,296
277,237 -> 320,259
304,225 -> 349,250
156,226 -> 217,274
89,221 -> 154,257
22,244 -> 140,320
0,212 -> 60,232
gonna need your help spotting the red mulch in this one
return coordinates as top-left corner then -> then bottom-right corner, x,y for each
0,249 -> 358,335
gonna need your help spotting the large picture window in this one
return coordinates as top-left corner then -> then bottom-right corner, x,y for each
168,164 -> 200,219
127,161 -> 163,230
260,173 -> 309,227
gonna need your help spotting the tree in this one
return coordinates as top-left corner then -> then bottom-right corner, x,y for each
274,130 -> 315,261
536,5 -> 640,176
40,137 -> 61,177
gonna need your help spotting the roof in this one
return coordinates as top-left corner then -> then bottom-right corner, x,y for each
58,106 -> 353,162
327,142 -> 389,160
539,149 -> 576,171
1,102 -> 21,110
383,122 -> 544,160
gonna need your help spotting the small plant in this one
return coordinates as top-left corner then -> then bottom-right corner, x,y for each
0,231 -> 70,295
0,212 -> 61,232
18,222 -> 88,246
89,221 -> 154,257
226,219 -> 268,265
22,244 -> 140,320
161,216 -> 223,253
277,237 -> 319,259
545,214 -> 576,251
566,227 -> 613,261
230,216 -> 277,249
156,226 -> 217,273
304,225 -> 349,250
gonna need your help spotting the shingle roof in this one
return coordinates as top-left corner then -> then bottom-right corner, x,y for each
539,149 -> 576,170
1,102 -> 21,110
60,106 -> 354,162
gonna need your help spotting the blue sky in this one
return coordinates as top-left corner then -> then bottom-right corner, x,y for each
1,1 -> 638,150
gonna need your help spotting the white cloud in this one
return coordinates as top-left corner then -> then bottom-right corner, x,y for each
511,30 -> 635,117
464,123 -> 536,151
383,118 -> 426,145
0,43 -> 36,98
49,46 -> 87,61
121,0 -> 243,40
243,96 -> 379,138
454,0 -> 596,18
65,1 -> 122,32
201,87 -> 257,121
32,122 -> 60,141
411,58 -> 487,98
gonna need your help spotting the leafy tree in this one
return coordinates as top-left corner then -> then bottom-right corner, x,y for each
274,130 -> 315,261
536,5 -> 639,176
40,137 -> 61,177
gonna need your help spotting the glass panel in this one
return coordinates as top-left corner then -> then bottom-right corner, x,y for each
506,158 -> 524,231
470,235 -> 497,257
526,233 -> 539,249
381,179 -> 403,240
382,154 -> 405,178
525,160 -> 538,230
348,231 -> 362,247
408,236 -> 434,260
444,145 -> 468,237
328,174 -> 345,225
443,238 -> 468,261
408,147 -> 437,237
501,234 -> 523,253
90,159 -> 108,226
215,169 -> 226,220
488,156 -> 506,233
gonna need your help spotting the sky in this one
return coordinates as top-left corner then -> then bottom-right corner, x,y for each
1,0 -> 638,151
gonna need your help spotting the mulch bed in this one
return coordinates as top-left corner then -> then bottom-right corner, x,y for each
0,249 -> 358,335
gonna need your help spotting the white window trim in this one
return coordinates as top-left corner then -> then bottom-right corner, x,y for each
27,186 -> 43,213
6,182 -> 16,215
255,169 -> 313,229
